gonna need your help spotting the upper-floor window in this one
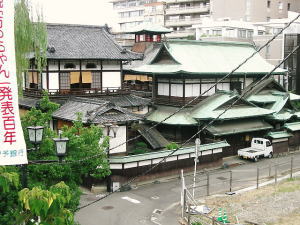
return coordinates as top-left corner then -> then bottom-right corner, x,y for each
288,3 -> 291,11
86,63 -> 97,69
238,29 -> 247,38
64,63 -> 76,69
279,2 -> 283,10
267,0 -> 271,8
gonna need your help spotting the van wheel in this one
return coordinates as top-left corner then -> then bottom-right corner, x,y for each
254,157 -> 258,162
268,153 -> 273,159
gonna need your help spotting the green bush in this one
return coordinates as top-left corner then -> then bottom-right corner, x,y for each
135,142 -> 148,149
192,222 -> 202,225
131,148 -> 148,155
166,142 -> 179,150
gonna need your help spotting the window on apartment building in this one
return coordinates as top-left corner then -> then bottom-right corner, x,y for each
238,29 -> 247,38
279,2 -> 283,10
128,0 -> 136,7
267,0 -> 271,8
247,30 -> 253,38
258,30 -> 265,35
212,30 -> 222,36
226,29 -> 235,37
267,17 -> 271,22
288,3 -> 291,11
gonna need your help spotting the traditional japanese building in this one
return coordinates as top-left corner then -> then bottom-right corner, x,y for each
23,23 -> 142,98
52,97 -> 143,155
126,40 -> 286,106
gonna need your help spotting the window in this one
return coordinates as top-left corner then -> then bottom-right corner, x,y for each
279,2 -> 283,10
212,29 -> 222,36
86,63 -> 97,69
64,63 -> 76,69
266,141 -> 272,147
267,0 -> 271,8
267,17 -> 271,22
288,3 -> 291,11
238,29 -> 247,38
247,30 -> 253,38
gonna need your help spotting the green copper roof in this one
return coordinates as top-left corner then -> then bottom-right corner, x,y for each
267,109 -> 296,121
191,91 -> 274,120
127,24 -> 172,34
146,105 -> 198,125
206,119 -> 273,136
129,40 -> 286,76
109,141 -> 229,164
267,131 -> 293,139
284,122 -> 300,131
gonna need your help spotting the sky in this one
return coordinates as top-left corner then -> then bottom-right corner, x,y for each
30,0 -> 118,28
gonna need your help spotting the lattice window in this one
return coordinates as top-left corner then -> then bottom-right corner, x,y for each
60,72 -> 70,90
92,72 -> 101,89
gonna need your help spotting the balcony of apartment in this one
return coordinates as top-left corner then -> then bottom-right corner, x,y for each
165,17 -> 202,27
118,16 -> 144,24
165,0 -> 206,3
166,29 -> 195,38
165,5 -> 210,15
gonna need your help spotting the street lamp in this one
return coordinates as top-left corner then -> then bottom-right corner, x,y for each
53,131 -> 69,163
192,138 -> 201,198
27,126 -> 44,150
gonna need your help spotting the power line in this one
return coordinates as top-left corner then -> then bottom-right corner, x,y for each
75,44 -> 299,212
47,13 -> 300,166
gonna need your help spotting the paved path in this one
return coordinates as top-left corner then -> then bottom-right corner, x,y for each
75,152 -> 300,225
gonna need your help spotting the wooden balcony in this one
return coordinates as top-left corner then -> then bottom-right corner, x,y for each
23,87 -> 130,98
154,95 -> 206,107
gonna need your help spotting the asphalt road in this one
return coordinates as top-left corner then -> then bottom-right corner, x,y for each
75,152 -> 300,225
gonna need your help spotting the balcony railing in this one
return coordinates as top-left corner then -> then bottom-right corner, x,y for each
23,87 -> 130,98
166,5 -> 210,15
165,17 -> 203,26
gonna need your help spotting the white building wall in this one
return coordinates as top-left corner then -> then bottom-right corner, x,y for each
108,125 -> 127,154
102,71 -> 121,89
42,73 -> 47,89
48,73 -> 59,91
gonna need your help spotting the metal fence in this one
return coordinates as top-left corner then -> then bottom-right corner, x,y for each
181,156 -> 300,225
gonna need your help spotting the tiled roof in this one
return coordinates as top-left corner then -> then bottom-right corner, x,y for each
128,40 -> 286,76
101,94 -> 151,108
137,124 -> 169,149
19,97 -> 40,109
267,131 -> 293,139
45,23 -> 143,60
52,97 -> 142,124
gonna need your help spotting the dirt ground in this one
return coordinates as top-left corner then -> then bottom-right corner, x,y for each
201,178 -> 300,225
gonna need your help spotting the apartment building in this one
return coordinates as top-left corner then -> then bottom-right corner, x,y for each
211,0 -> 300,22
164,0 -> 210,38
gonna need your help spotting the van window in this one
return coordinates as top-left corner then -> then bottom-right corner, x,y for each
266,141 -> 271,147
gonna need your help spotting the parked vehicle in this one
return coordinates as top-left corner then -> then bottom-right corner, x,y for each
237,138 -> 273,162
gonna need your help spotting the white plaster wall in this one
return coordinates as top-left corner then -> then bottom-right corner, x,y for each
48,61 -> 59,70
22,72 -> 25,89
108,125 -> 127,154
48,73 -> 59,91
158,83 -> 170,96
102,61 -> 120,70
102,71 -> 121,89
42,73 -> 47,89
245,78 -> 253,88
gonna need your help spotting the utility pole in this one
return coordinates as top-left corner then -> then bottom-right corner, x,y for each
192,138 -> 201,198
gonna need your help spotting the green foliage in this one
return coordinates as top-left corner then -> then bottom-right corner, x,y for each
18,182 -> 75,225
0,166 -> 19,193
166,142 -> 179,150
130,141 -> 150,155
0,166 -> 20,225
15,0 -> 48,94
192,222 -> 203,225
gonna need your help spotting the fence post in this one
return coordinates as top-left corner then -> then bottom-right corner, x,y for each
182,189 -> 187,218
275,163 -> 278,184
229,170 -> 232,192
187,204 -> 191,225
207,172 -> 210,196
290,156 -> 294,179
257,167 -> 259,189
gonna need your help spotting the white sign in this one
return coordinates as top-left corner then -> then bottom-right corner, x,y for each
0,0 -> 27,165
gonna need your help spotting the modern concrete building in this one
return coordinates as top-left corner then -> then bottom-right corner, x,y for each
210,0 -> 300,22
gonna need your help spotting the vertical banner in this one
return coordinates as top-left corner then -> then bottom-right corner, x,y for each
0,0 -> 27,165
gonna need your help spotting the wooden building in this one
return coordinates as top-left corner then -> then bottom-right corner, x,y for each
266,131 -> 292,155
23,24 -> 142,98
52,97 -> 143,155
126,40 -> 286,106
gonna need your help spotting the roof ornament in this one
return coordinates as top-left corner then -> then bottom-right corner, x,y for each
121,48 -> 127,54
47,46 -> 56,53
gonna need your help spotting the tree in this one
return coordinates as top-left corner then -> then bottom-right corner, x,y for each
18,182 -> 75,225
14,0 -> 48,94
0,166 -> 20,225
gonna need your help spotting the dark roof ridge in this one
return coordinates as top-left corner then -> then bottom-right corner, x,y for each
46,23 -> 108,29
68,97 -> 108,105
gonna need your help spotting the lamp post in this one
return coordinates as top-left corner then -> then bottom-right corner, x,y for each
100,123 -> 119,192
192,138 -> 201,198
52,131 -> 69,163
22,127 -> 69,188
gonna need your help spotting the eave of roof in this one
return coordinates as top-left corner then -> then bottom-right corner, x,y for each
109,141 -> 230,163
284,122 -> 300,131
267,131 -> 293,139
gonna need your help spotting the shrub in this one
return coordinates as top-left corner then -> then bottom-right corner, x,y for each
166,142 -> 179,150
135,142 -> 148,149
